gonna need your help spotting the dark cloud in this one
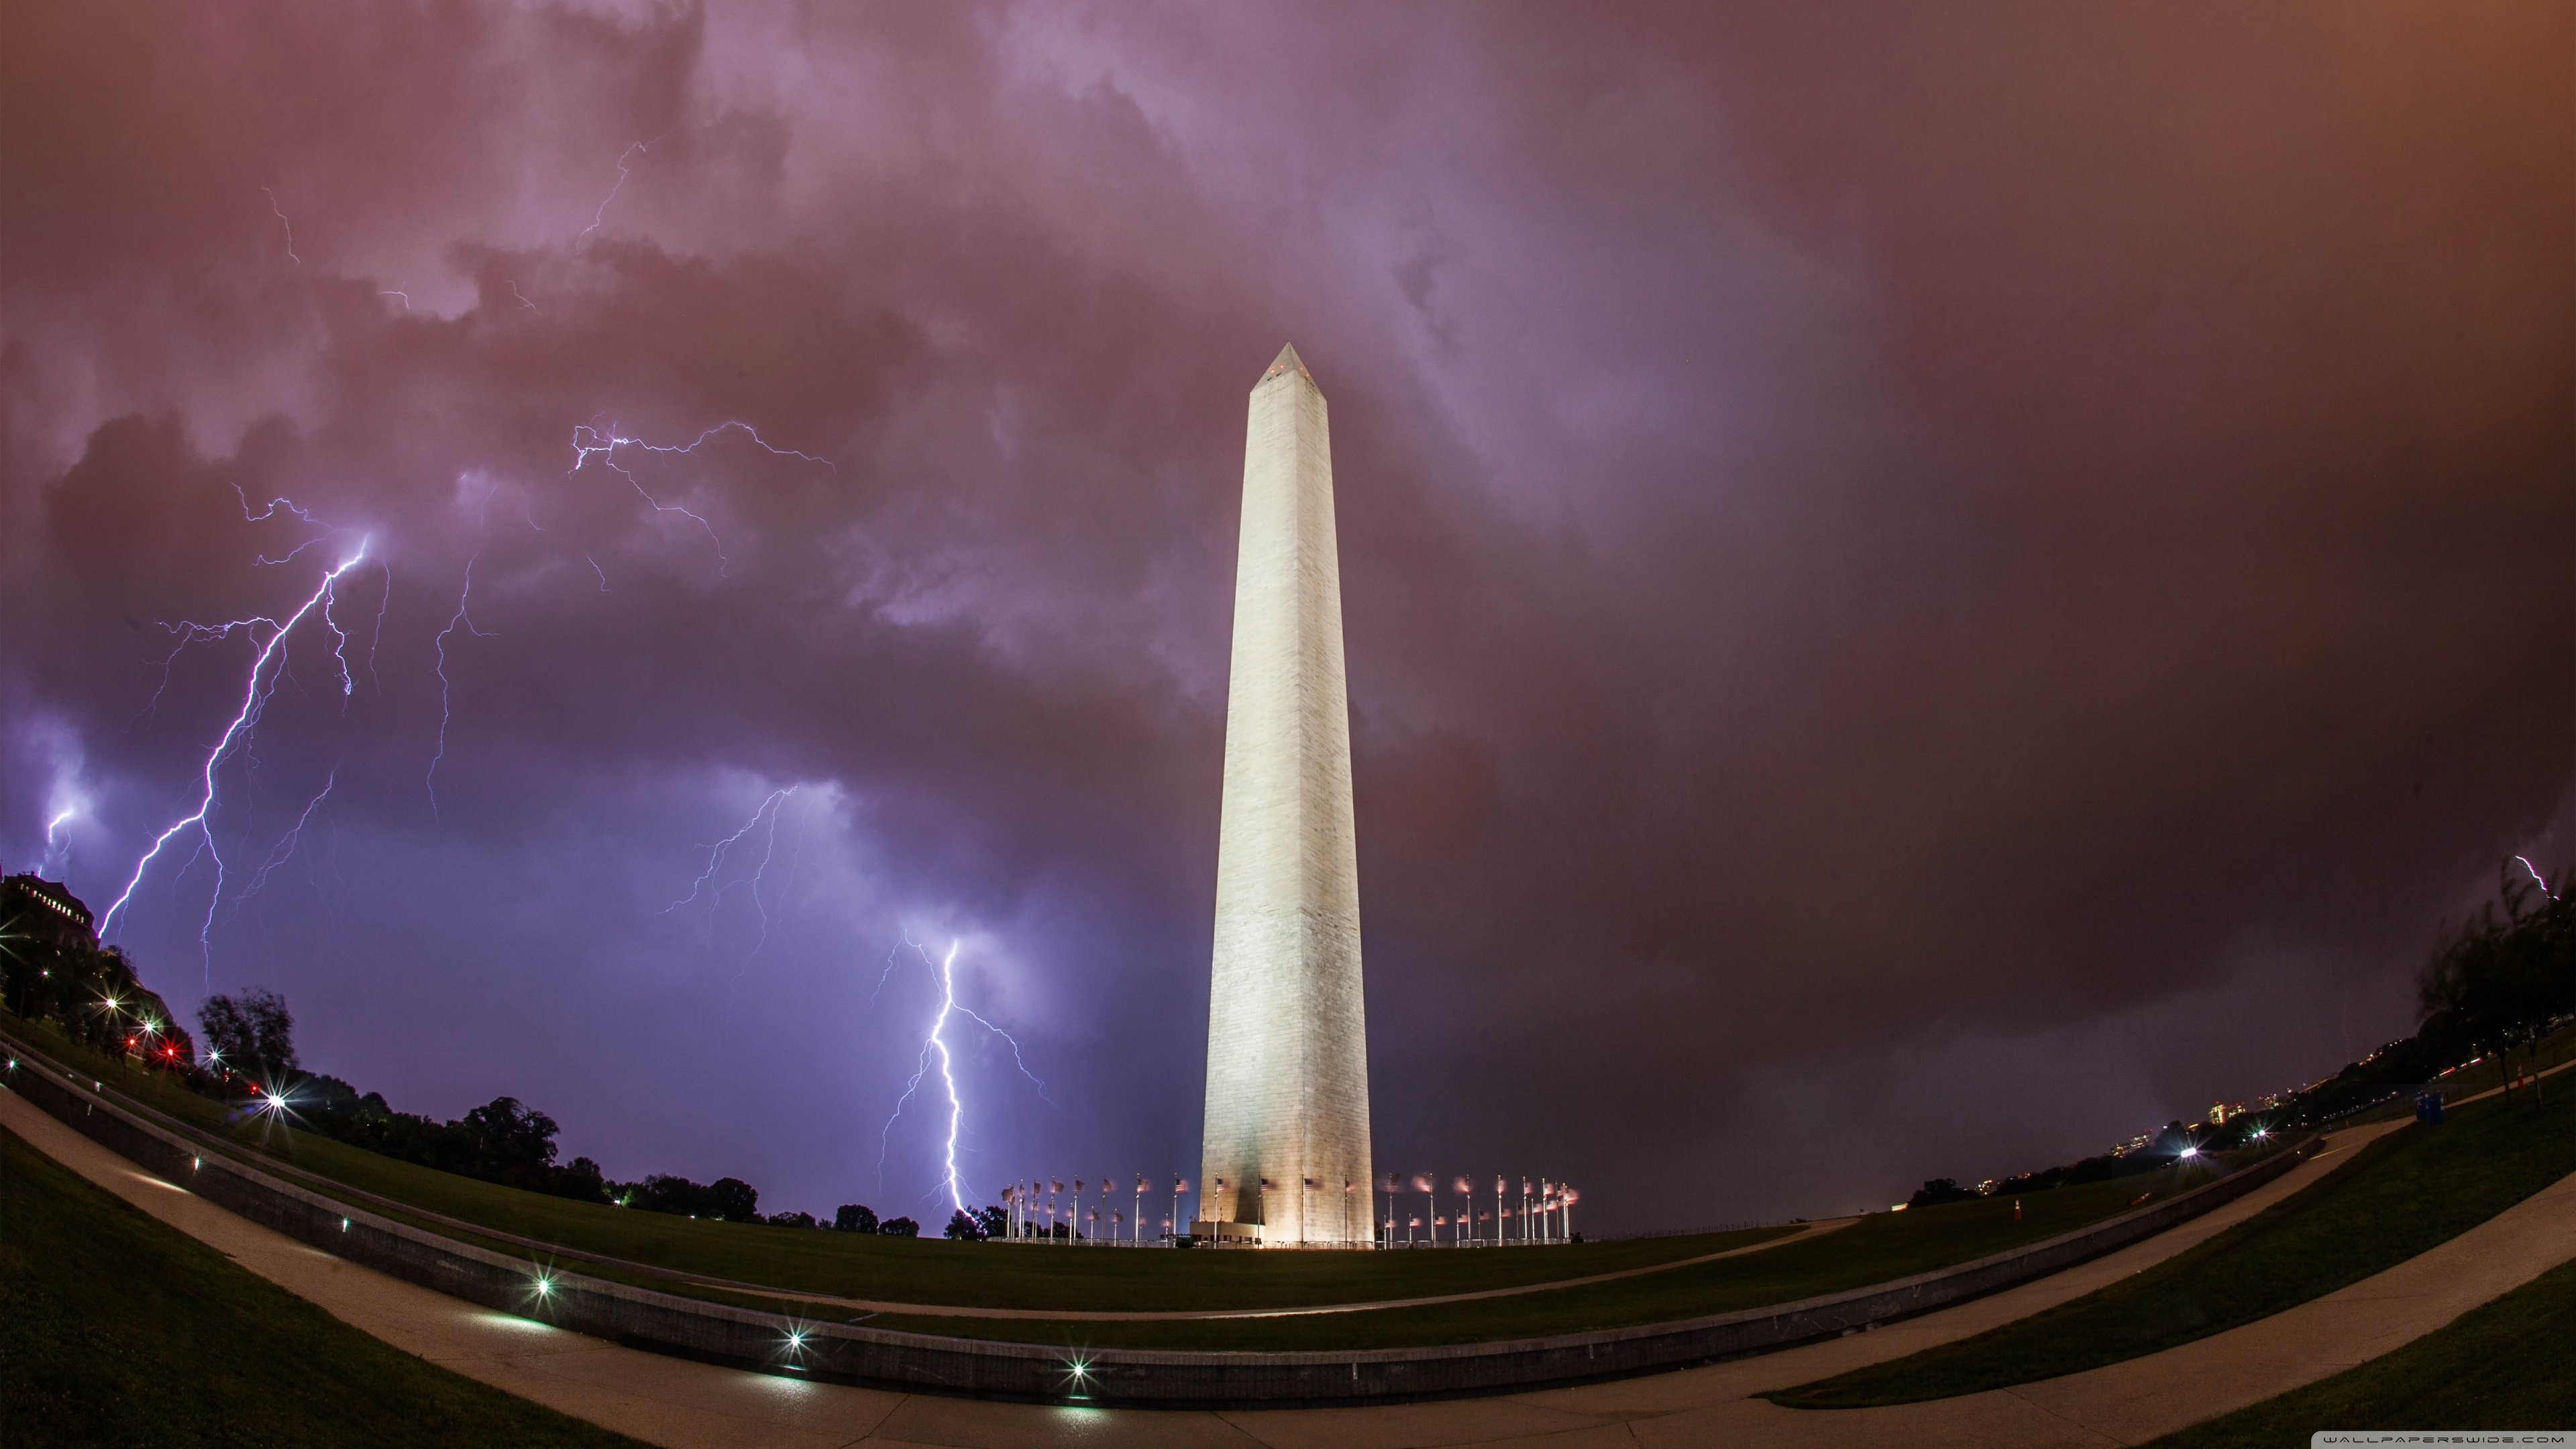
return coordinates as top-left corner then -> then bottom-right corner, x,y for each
3,1 -> 2567,1226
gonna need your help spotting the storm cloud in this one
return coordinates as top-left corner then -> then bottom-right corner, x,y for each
3,1 -> 2567,1227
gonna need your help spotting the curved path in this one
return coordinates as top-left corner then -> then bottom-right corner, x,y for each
23,1080 -> 2567,1447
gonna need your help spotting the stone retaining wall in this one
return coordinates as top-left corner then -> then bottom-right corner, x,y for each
2,1031 -> 2314,1408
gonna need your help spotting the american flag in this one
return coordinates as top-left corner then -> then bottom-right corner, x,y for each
1411,1173 -> 1433,1193
1260,1177 -> 1276,1191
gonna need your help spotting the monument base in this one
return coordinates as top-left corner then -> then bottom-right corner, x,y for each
1191,1220 -> 1264,1245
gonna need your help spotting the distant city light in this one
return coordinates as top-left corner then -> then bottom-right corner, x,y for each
2179,1146 -> 2199,1159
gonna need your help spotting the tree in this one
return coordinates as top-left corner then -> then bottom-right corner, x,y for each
879,1216 -> 920,1238
833,1203 -> 879,1234
2419,864 -> 2575,1072
943,1209 -> 984,1240
458,1097 -> 560,1172
973,1204 -> 1008,1240
707,1177 -> 761,1222
1907,1178 -> 1976,1209
197,987 -> 297,1079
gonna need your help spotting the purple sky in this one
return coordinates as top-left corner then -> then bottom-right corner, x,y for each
3,3 -> 2569,1230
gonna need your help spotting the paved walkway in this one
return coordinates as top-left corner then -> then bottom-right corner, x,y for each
25,1082 -> 2566,1448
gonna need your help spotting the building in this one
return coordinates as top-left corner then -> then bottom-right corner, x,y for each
1195,345 -> 1377,1246
3,869 -> 97,953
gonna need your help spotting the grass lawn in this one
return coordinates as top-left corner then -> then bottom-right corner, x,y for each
0,1015 -> 2287,1351
1768,1090 -> 2576,1408
2145,1254 -> 2576,1446
1,1016 -> 1769,1312
864,1151 -> 2274,1350
0,1123 -> 643,1449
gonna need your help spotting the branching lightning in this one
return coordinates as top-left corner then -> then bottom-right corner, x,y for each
662,787 -> 796,918
568,421 -> 835,578
508,280 -> 541,315
244,764 -> 338,902
100,539 -> 372,971
876,936 -> 1049,1212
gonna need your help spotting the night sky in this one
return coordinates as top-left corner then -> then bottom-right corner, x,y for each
3,3 -> 2569,1232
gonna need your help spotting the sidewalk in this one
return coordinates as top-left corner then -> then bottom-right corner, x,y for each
23,1079 -> 2552,1449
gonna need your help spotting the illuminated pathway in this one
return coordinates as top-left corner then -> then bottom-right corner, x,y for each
5,1087 -> 2569,1448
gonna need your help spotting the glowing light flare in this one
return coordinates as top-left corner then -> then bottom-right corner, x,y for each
100,539 -> 373,951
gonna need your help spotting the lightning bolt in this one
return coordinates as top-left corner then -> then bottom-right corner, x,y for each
365,564 -> 392,693
2515,855 -> 2560,901
380,289 -> 411,311
579,140 -> 650,242
100,540 -> 372,963
260,186 -> 299,266
508,280 -> 541,315
428,486 -> 498,821
43,808 -> 76,875
876,936 -> 1049,1212
242,763 -> 337,902
661,787 -> 796,917
568,421 -> 835,579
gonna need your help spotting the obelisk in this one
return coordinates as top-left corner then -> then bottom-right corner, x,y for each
1196,343 -> 1375,1246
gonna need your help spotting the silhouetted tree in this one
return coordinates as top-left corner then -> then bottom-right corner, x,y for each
834,1203 -> 879,1233
879,1216 -> 919,1238
2419,863 -> 2575,1089
197,987 -> 297,1079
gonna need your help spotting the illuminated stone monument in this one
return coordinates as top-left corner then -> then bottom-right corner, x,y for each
1195,344 -> 1375,1246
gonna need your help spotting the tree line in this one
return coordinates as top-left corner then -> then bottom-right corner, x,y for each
1904,858 -> 2573,1210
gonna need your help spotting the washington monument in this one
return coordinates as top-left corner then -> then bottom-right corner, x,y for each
1196,343 -> 1376,1246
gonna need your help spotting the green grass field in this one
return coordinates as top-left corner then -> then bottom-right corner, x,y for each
2145,1254 -> 2576,1446
1,1016 -> 1773,1311
860,1150 -> 2275,1350
0,1014 -> 2284,1350
1769,1089 -> 2576,1408
0,1123 -> 644,1449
